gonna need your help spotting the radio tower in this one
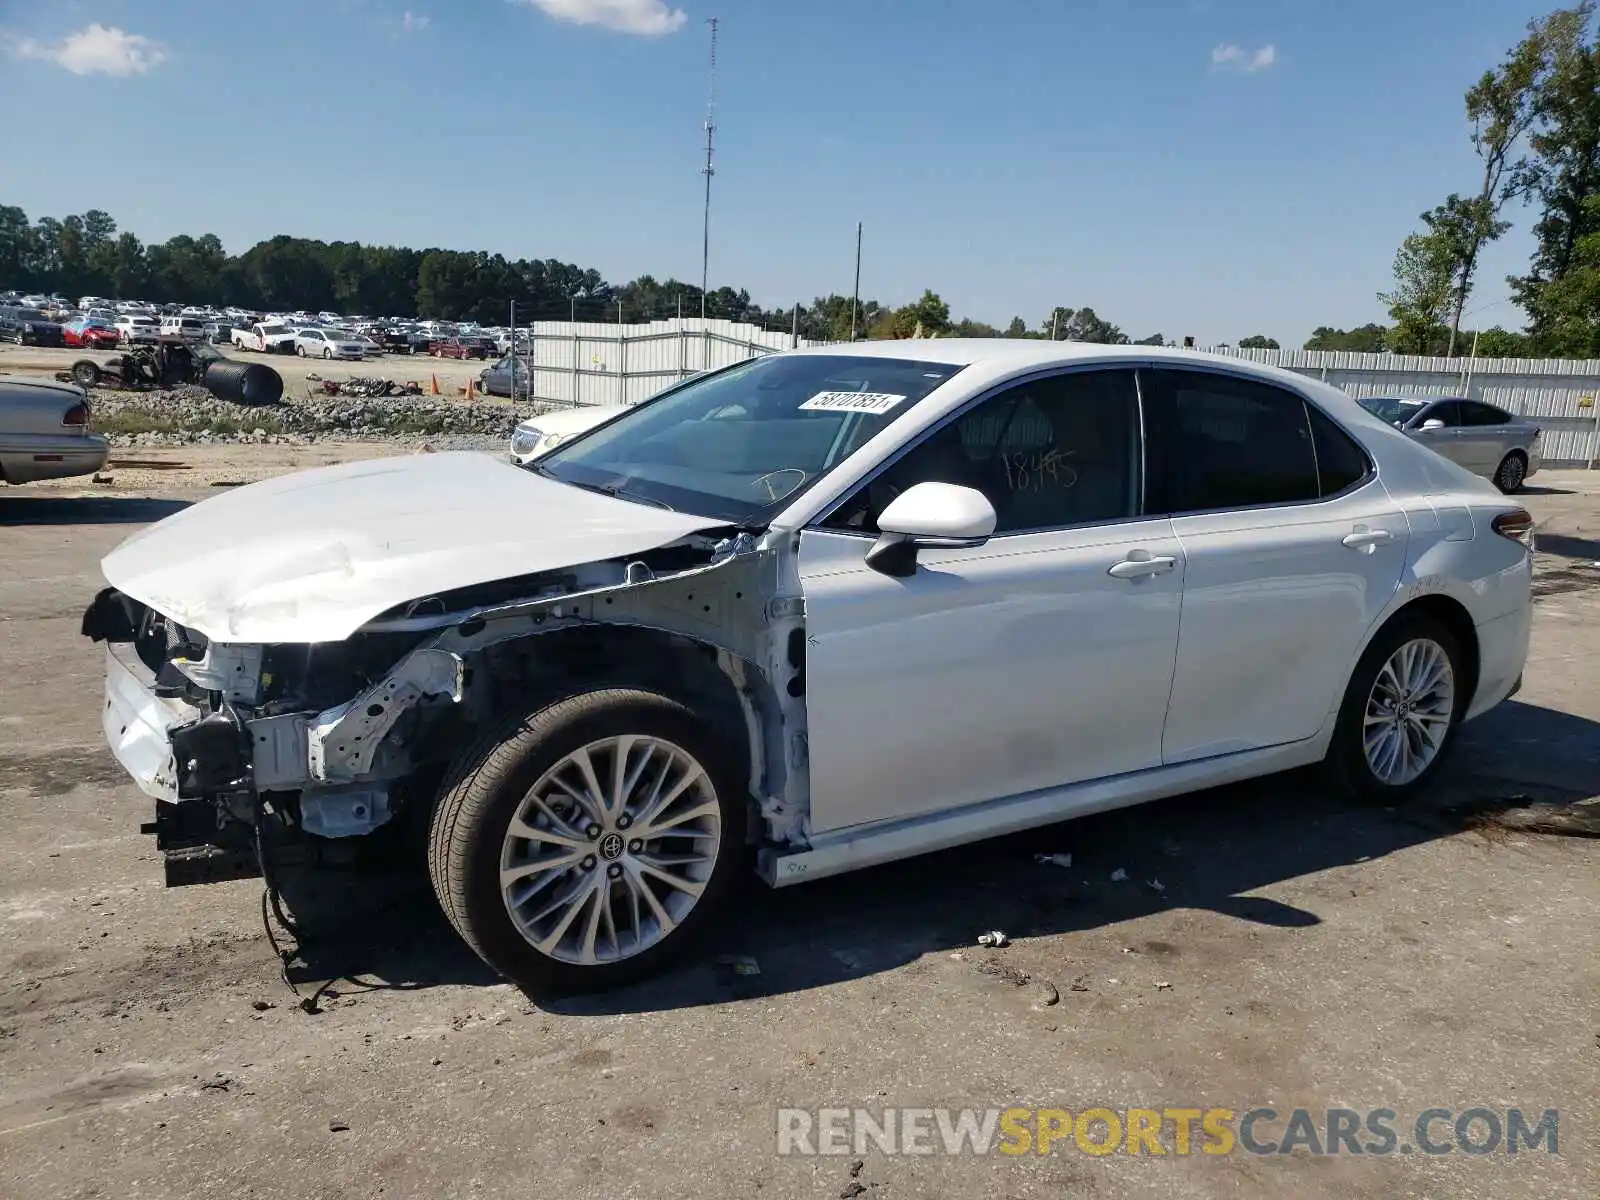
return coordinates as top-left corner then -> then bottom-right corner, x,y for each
699,16 -> 718,322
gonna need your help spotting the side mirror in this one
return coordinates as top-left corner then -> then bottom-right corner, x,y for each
1419,418 -> 1446,431
865,482 -> 996,577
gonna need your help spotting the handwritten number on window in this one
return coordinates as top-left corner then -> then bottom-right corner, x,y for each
1003,449 -> 1078,493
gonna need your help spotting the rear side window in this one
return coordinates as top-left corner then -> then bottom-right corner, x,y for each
1306,402 -> 1371,495
1462,401 -> 1510,426
1144,369 -> 1320,512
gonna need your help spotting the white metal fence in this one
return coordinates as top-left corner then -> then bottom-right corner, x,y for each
514,320 -> 1600,467
520,317 -> 812,408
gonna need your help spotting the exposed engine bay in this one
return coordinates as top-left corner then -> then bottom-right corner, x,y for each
85,528 -> 812,888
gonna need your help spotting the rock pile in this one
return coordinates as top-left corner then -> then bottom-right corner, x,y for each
88,385 -> 546,449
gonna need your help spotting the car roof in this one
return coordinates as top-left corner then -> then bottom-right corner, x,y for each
783,338 -> 1355,397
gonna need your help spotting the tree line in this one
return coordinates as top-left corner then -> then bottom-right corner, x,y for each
1380,2 -> 1600,358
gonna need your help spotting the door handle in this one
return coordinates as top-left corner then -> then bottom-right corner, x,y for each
1108,554 -> 1177,580
1342,528 -> 1394,550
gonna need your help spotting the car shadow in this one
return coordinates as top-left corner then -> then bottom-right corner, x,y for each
0,494 -> 191,525
1535,531 -> 1600,562
259,699 -> 1600,1014
1519,484 -> 1574,496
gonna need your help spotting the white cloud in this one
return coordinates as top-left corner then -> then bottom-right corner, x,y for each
402,11 -> 431,33
519,0 -> 687,36
7,23 -> 168,77
1211,42 -> 1276,73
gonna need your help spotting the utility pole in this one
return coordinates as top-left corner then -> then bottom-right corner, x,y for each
849,220 -> 862,341
699,17 -> 719,322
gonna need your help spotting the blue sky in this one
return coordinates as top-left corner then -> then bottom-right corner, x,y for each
0,0 -> 1553,342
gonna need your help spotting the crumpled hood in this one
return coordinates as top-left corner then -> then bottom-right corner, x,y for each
102,451 -> 722,644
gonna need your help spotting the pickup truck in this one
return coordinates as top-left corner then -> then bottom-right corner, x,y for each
232,322 -> 298,354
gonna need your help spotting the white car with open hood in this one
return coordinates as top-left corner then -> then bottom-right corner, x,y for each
85,343 -> 1534,994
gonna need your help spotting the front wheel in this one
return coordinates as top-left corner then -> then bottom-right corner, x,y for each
1325,615 -> 1463,804
295,344 -> 306,357
428,689 -> 746,995
1494,451 -> 1527,494
322,348 -> 332,360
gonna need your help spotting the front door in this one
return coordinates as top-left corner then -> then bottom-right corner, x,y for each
1143,368 -> 1408,761
796,367 -> 1184,835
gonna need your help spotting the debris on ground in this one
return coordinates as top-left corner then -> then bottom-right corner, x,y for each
313,377 -> 425,399
975,958 -> 1030,987
1154,981 -> 1173,991
329,1119 -> 350,1133
90,473 -> 113,484
199,1073 -> 232,1092
1145,877 -> 1166,893
977,930 -> 1009,947
1449,797 -> 1600,839
250,1000 -> 275,1012
1034,852 -> 1073,868
716,954 -> 761,976
1069,976 -> 1090,992
1032,980 -> 1060,1009
840,1184 -> 867,1199
1110,868 -> 1129,882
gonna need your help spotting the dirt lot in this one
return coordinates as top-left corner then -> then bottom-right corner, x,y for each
0,342 -> 496,401
1,451 -> 1596,1200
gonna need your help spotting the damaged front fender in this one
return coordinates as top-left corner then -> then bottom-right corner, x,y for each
307,647 -> 465,781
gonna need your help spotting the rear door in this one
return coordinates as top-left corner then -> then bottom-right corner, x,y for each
1143,368 -> 1407,762
1457,400 -> 1514,474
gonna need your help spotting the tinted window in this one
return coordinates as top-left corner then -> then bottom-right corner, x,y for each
1307,403 -> 1371,495
1146,370 -> 1318,512
1461,401 -> 1510,426
1420,400 -> 1464,427
823,368 -> 1141,535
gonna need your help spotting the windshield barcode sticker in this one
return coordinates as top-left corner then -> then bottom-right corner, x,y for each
799,391 -> 907,414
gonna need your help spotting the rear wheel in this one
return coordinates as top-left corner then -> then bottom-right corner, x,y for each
428,689 -> 745,995
71,360 -> 101,387
1325,615 -> 1463,804
1494,451 -> 1527,494
295,344 -> 306,357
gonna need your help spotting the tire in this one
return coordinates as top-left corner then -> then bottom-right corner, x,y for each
322,348 -> 332,360
295,344 -> 306,357
1324,614 -> 1464,805
1493,450 -> 1527,494
428,688 -> 746,995
71,360 -> 101,388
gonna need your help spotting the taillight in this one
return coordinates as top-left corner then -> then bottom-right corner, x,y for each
62,401 -> 90,429
1491,507 -> 1535,550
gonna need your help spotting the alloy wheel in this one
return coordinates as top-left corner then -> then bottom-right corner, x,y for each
499,735 -> 722,965
1363,638 -> 1455,786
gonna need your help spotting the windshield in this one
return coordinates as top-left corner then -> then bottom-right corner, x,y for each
1357,396 -> 1428,424
535,353 -> 964,524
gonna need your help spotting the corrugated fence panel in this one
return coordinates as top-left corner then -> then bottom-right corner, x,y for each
514,318 -> 809,410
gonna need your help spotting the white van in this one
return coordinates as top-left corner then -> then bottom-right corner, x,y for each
159,315 -> 206,341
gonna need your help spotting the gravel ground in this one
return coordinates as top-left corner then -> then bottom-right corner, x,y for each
0,463 -> 1596,1200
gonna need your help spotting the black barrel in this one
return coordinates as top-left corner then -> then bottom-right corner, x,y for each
203,359 -> 284,406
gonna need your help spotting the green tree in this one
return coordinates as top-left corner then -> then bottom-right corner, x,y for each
1510,4 -> 1600,352
0,205 -> 31,288
1379,231 -> 1459,353
1304,324 -> 1391,352
1003,316 -> 1030,338
1133,332 -> 1166,346
884,290 -> 951,337
1043,307 -> 1128,343
1238,334 -> 1280,349
1468,325 -> 1536,356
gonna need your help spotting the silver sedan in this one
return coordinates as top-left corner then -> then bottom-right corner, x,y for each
0,375 -> 110,484
1356,396 -> 1541,493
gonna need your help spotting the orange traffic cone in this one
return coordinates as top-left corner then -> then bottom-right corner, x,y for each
430,374 -> 440,395
465,379 -> 476,401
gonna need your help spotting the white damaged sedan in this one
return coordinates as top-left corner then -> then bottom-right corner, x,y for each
85,343 -> 1534,993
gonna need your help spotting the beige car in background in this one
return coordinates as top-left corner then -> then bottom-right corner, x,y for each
0,375 -> 110,484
